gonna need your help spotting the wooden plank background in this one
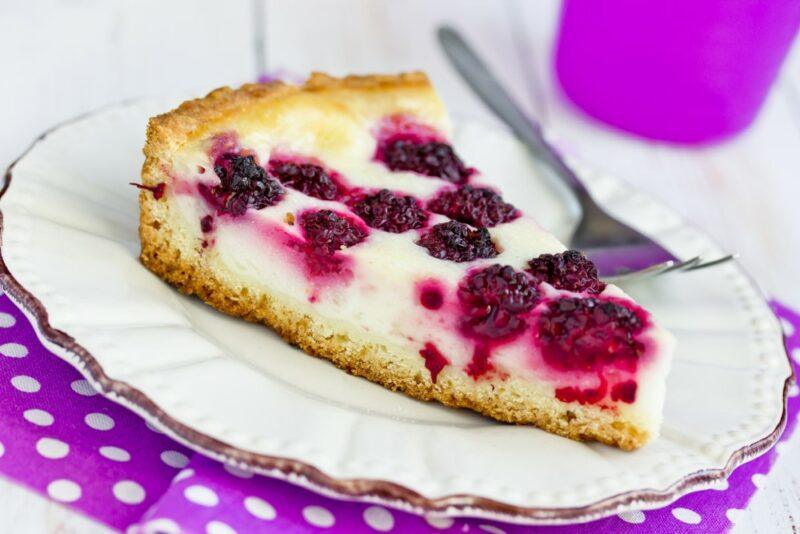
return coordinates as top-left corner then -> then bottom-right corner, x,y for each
1,1 -> 798,531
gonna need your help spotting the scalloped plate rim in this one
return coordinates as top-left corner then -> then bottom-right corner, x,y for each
0,98 -> 792,525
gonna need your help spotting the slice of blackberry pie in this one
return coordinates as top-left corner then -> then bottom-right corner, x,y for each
137,72 -> 673,449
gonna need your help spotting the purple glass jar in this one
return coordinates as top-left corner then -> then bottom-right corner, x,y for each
555,0 -> 800,144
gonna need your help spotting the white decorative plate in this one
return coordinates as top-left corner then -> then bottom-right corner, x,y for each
0,99 -> 791,525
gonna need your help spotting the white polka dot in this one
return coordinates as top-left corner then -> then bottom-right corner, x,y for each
23,409 -> 53,426
160,450 -> 189,469
752,473 -> 767,488
142,518 -> 180,534
789,384 -> 799,398
100,446 -> 131,462
712,478 -> 730,491
174,468 -> 194,483
36,437 -> 69,459
113,480 -> 146,505
206,521 -> 237,534
11,375 -> 40,393
0,441 -> 5,458
244,496 -> 276,520
671,507 -> 701,524
223,464 -> 254,478
47,479 -> 81,502
145,420 -> 164,433
71,379 -> 97,396
777,440 -> 790,454
184,485 -> 219,507
792,348 -> 800,364
364,506 -> 394,531
0,342 -> 27,357
478,526 -> 507,534
0,312 -> 16,328
85,413 -> 114,431
617,510 -> 646,524
726,508 -> 744,524
781,318 -> 795,336
425,516 -> 454,529
303,505 -> 335,528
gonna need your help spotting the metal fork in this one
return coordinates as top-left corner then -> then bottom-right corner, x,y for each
437,26 -> 734,280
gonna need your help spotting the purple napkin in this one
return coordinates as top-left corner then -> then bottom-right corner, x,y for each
0,288 -> 796,533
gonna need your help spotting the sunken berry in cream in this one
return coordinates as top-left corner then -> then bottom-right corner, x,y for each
416,221 -> 497,262
428,185 -> 518,228
349,189 -> 428,233
269,159 -> 345,201
527,250 -> 606,294
200,153 -> 284,216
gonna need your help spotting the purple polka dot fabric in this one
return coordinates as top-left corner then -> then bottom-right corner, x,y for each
0,289 -> 796,533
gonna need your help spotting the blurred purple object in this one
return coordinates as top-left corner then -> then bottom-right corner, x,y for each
257,69 -> 305,84
555,0 -> 800,144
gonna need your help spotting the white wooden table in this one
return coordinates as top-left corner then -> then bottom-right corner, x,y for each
1,1 -> 798,531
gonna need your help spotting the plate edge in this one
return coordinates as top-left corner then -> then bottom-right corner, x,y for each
0,99 -> 793,525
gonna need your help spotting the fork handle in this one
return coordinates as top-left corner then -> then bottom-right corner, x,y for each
437,26 -> 592,201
